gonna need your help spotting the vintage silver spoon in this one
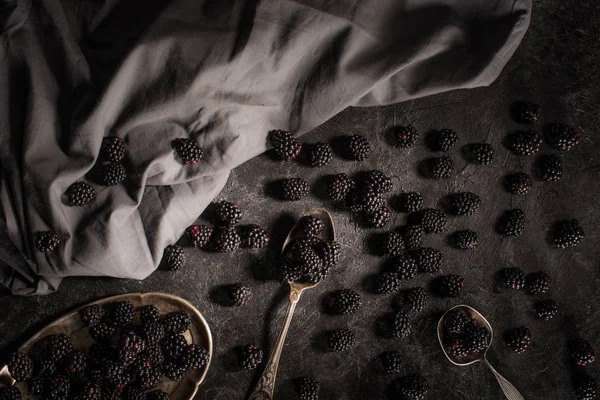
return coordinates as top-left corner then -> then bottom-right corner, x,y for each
438,305 -> 525,400
249,208 -> 335,400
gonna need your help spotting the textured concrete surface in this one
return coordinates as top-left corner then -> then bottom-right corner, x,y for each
2,2 -> 600,399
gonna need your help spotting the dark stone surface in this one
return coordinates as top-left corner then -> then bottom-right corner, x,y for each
2,2 -> 600,399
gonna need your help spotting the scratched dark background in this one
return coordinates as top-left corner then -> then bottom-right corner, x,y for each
1,1 -> 599,399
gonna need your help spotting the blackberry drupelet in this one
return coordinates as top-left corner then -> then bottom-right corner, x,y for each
147,390 -> 170,400
500,267 -> 526,290
504,327 -> 531,353
574,374 -> 597,400
364,170 -> 393,194
448,192 -> 481,215
8,351 -> 33,382
392,125 -> 419,148
314,240 -> 341,268
344,134 -> 371,160
497,209 -> 526,236
444,309 -> 472,334
399,192 -> 424,213
534,300 -> 558,321
99,163 -> 126,186
526,271 -> 551,295
380,231 -> 405,256
81,305 -> 106,327
452,230 -> 478,250
413,247 -> 442,273
365,206 -> 391,228
402,225 -> 424,250
504,172 -> 533,194
269,130 -> 302,161
427,156 -> 454,178
294,377 -> 320,400
434,275 -> 465,298
35,230 -> 60,252
306,142 -> 333,167
551,219 -> 585,248
239,344 -> 263,370
326,173 -> 355,202
211,226 -> 241,252
62,351 -> 87,376
162,333 -> 188,361
570,338 -> 597,366
240,225 -> 269,249
100,136 -> 125,163
419,208 -> 447,233
228,283 -> 252,306
214,201 -> 242,225
401,287 -> 429,314
390,255 -> 417,280
378,351 -> 403,374
325,329 -> 356,352
465,143 -> 494,164
140,321 -> 165,345
393,374 -> 428,400
164,245 -> 185,271
162,312 -> 192,334
89,321 -> 116,342
67,182 -> 96,206
326,289 -> 362,315
111,301 -> 135,325
186,224 -> 212,248
298,216 -> 324,238
435,128 -> 458,152
537,154 -> 562,181
0,386 -> 21,400
507,130 -> 542,156
371,272 -> 402,294
47,334 -> 74,360
513,101 -> 540,124
545,122 -> 580,151
386,311 -> 412,339
279,178 -> 310,201
139,305 -> 160,325
172,138 -> 203,165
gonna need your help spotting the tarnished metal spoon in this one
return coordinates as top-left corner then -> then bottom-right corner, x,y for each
438,305 -> 525,400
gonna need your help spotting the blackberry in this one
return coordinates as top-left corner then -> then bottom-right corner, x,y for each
124,386 -> 149,400
117,331 -> 146,364
419,208 -> 447,233
365,206 -> 391,228
354,187 -> 384,213
326,289 -> 362,315
393,374 -> 428,400
504,172 -> 533,195
551,219 -> 585,248
507,130 -> 542,156
89,321 -> 116,342
326,173 -> 355,202
228,283 -> 252,306
513,101 -> 540,124
413,247 -> 442,273
141,344 -> 165,368
35,355 -> 57,375
570,338 -> 597,367
211,226 -> 241,252
434,275 -> 465,298
240,225 -> 269,249
314,240 -> 341,268
47,334 -> 74,360
537,154 -> 562,181
497,209 -> 525,236
574,374 -> 597,400
504,327 -> 531,353
452,229 -> 478,250
385,311 -> 412,339
306,142 -> 333,167
434,128 -> 458,152
269,130 -> 302,161
62,351 -> 87,375
390,255 -> 417,280
364,170 -> 393,194
185,224 -> 212,248
139,368 -> 162,390
239,344 -> 263,370
35,230 -> 60,252
100,136 -> 126,163
0,386 -> 21,400
72,382 -> 102,400
164,245 -> 185,271
162,312 -> 192,334
47,375 -> 71,399
344,134 -> 370,160
378,351 -> 403,374
371,272 -> 402,294
7,351 -> 33,382
140,321 -> 165,345
534,300 -> 558,321
139,305 -> 160,324
465,143 -> 494,164
163,360 -> 186,381
162,333 -> 188,361
278,257 -> 303,283
291,244 -> 325,278
392,125 -> 419,148
279,178 -> 310,201
448,192 -> 481,216
99,163 -> 126,186
298,216 -> 324,238
526,271 -> 551,295
499,267 -> 526,290
214,201 -> 242,225
446,336 -> 470,357
147,390 -> 170,400
81,304 -> 106,327
380,231 -> 405,256
443,309 -> 472,334
427,156 -> 453,178
399,192 -> 424,213
545,122 -> 580,151
325,329 -> 356,352
464,325 -> 491,353
181,344 -> 209,370
402,225 -> 424,250
172,138 -> 203,165
29,373 -> 46,395
111,301 -> 135,325
66,182 -> 96,206
294,377 -> 320,400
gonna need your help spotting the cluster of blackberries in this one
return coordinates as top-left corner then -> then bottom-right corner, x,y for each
442,309 -> 491,358
97,136 -> 128,186
269,130 -> 334,168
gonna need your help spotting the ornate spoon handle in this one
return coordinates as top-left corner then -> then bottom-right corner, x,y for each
483,358 -> 525,400
248,286 -> 303,400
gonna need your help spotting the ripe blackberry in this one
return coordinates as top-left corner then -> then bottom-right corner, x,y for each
35,354 -> 58,375
434,128 -> 458,152
89,321 -> 116,342
124,386 -> 149,400
164,245 -> 185,271
526,271 -> 551,295
47,375 -> 71,399
400,287 -> 429,314
325,329 -> 356,352
445,336 -> 470,357
81,305 -> 106,327
228,283 -> 252,306
102,359 -> 126,387
537,154 -> 562,181
291,245 -> 325,279
139,305 -> 160,324
389,255 -> 417,280
99,163 -> 126,186
364,170 -> 393,194
465,143 -> 494,164
172,138 -> 203,165
570,338 -> 597,366
66,181 -> 96,206
239,344 -> 263,370
35,230 -> 60,252
545,122 -> 580,151
402,225 -> 424,250
214,201 -> 242,225
147,390 -> 170,400
504,172 -> 533,195
100,136 -> 125,163
507,130 -> 542,156
534,300 -> 558,321
278,257 -> 303,283
443,309 -> 472,334
574,374 -> 597,400
326,289 -> 362,315
380,231 -> 405,256
371,272 -> 402,294
29,373 -> 46,395
413,247 -> 442,273
378,351 -> 403,374
298,216 -> 324,238
385,311 -> 412,339
427,156 -> 453,178
240,224 -> 269,249
111,301 -> 135,325
499,267 -> 526,290
504,327 -> 531,353
181,344 -> 209,370
419,208 -> 447,233
497,209 -> 526,236
140,321 -> 165,345
551,219 -> 585,248
185,224 -> 212,248
464,325 -> 491,353
143,344 -> 165,367
62,351 -> 87,376
47,334 -> 74,360
354,187 -> 384,213
73,382 -> 102,400
392,125 -> 419,148
139,367 -> 162,390
326,173 -> 355,202
399,192 -> 424,213
0,386 -> 21,400
306,142 -> 333,167
451,230 -> 478,250
162,334 -> 188,361
448,192 -> 481,216
314,240 -> 341,268
163,360 -> 186,381
162,312 -> 192,334
365,206 -> 391,228
269,130 -> 302,161
344,134 -> 370,160
513,101 -> 540,124
279,178 -> 310,201
393,374 -> 428,400
8,351 -> 33,382
434,275 -> 465,298
117,331 -> 146,364
211,226 -> 241,252
294,377 -> 320,400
